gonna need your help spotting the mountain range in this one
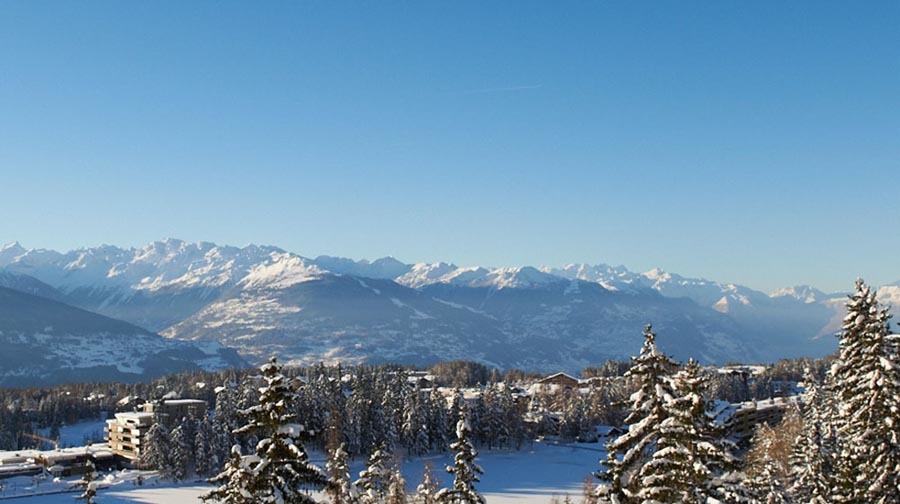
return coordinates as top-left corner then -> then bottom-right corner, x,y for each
1,239 -> 896,377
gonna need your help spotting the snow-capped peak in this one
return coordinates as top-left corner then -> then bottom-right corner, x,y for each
642,267 -> 670,281
0,241 -> 27,267
395,262 -> 460,288
1,241 -> 25,253
479,266 -> 561,289
239,253 -> 324,290
541,263 -> 637,292
771,285 -> 827,304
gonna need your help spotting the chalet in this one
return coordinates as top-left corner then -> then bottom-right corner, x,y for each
406,371 -> 437,389
536,372 -> 580,390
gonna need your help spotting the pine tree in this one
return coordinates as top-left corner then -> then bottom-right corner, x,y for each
746,423 -> 789,504
211,357 -> 327,504
748,458 -> 787,504
139,420 -> 173,475
170,424 -> 191,481
402,388 -> 429,456
76,459 -> 98,504
634,359 -> 708,503
356,445 -> 392,504
195,415 -> 217,479
435,407 -> 485,504
326,442 -> 358,504
202,445 -> 256,504
427,387 -> 449,453
387,469 -> 408,504
416,462 -> 440,504
829,279 -> 900,503
213,382 -> 240,463
787,369 -> 829,504
595,324 -> 677,503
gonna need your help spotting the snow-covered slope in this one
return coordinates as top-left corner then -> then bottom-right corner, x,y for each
163,263 -> 753,370
163,256 -> 512,368
0,287 -> 245,387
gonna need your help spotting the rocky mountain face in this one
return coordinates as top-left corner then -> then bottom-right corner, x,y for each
0,239 -> 884,372
0,285 -> 245,387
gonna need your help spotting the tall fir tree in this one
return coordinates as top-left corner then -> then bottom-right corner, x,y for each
746,423 -> 789,504
435,407 -> 485,504
139,420 -> 173,475
208,357 -> 327,504
596,324 -> 677,503
170,424 -> 191,481
195,415 -> 217,479
416,462 -> 440,504
787,369 -> 829,504
387,469 -> 408,504
202,445 -> 256,504
356,445 -> 392,504
326,442 -> 358,504
829,279 -> 900,504
635,359 -> 724,503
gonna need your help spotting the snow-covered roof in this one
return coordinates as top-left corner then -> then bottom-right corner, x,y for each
160,399 -> 207,405
0,449 -> 39,465
36,444 -> 115,463
537,372 -> 580,383
0,444 -> 114,466
113,411 -> 155,425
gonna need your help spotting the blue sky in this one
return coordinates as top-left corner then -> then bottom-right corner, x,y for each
0,1 -> 898,293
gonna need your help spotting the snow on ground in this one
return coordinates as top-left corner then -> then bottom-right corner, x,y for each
37,418 -> 107,448
1,440 -> 604,503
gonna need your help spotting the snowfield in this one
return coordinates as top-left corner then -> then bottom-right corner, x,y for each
1,440 -> 604,504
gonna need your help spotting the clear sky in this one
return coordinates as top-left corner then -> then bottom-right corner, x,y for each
1,1 -> 898,293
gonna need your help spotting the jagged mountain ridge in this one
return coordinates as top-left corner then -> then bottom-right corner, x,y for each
0,286 -> 246,387
1,239 -> 887,370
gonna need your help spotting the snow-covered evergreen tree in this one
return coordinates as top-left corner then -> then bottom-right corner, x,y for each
195,414 -> 217,479
213,382 -> 240,463
746,423 -> 789,504
416,462 -> 440,504
170,423 -> 191,481
596,324 -> 677,503
326,442 -> 358,504
829,279 -> 900,504
202,445 -> 256,504
139,420 -> 173,475
435,407 -> 485,504
750,459 -> 787,504
76,459 -> 98,504
635,359 -> 715,503
787,369 -> 829,504
402,387 -> 429,456
215,357 -> 327,504
387,469 -> 408,504
427,387 -> 449,453
356,445 -> 392,504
